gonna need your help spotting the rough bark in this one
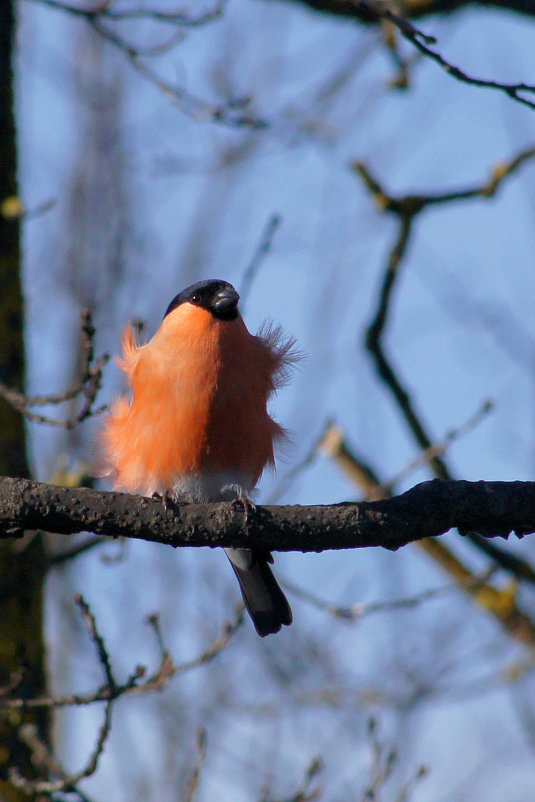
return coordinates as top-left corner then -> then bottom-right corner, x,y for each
0,477 -> 533,551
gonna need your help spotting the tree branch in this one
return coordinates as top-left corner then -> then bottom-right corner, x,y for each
280,0 -> 535,23
282,0 -> 535,110
355,146 -> 535,579
0,476 -> 534,552
316,420 -> 535,647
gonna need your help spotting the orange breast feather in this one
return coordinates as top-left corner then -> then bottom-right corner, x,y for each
100,305 -> 294,497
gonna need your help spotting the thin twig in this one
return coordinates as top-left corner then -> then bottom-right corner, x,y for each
9,702 -> 113,794
184,728 -> 207,802
266,419 -> 331,504
240,214 -> 282,308
0,309 -> 109,429
0,667 -> 27,699
317,420 -> 385,500
259,757 -> 323,802
0,195 -> 56,220
359,716 -> 427,802
2,605 -> 244,709
74,594 -> 116,690
50,536 -> 107,566
21,0 -> 268,129
288,0 -> 535,111
353,146 -> 535,216
173,605 -> 245,674
24,0 -> 267,129
24,0 -> 227,27
87,15 -> 186,57
282,569 -> 496,621
24,0 -> 535,118
383,399 -> 494,493
146,612 -> 168,659
386,9 -> 535,111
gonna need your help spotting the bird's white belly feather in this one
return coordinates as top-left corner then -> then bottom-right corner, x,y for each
169,471 -> 254,503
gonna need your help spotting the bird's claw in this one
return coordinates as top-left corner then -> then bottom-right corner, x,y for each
223,485 -> 256,525
232,495 -> 256,525
152,491 -> 182,513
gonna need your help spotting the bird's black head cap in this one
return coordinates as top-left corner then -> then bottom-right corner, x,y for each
164,279 -> 240,322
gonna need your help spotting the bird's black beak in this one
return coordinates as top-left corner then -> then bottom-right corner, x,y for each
212,285 -> 240,319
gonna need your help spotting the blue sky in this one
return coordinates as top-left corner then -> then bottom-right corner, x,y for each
15,1 -> 535,799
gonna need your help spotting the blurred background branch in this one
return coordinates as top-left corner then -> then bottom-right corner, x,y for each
6,0 -> 535,797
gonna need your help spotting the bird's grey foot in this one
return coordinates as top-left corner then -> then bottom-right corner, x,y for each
221,484 -> 256,524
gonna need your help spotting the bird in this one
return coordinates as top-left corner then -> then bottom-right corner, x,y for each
99,278 -> 298,636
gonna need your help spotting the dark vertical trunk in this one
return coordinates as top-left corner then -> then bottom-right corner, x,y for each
0,2 -> 49,798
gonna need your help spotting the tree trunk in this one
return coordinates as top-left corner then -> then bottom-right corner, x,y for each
0,2 -> 49,798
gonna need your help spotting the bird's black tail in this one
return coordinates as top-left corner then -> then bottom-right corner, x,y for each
225,548 -> 292,637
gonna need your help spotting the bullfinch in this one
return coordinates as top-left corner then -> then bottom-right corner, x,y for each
100,279 -> 297,636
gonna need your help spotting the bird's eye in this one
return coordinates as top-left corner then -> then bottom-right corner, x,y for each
191,294 -> 200,303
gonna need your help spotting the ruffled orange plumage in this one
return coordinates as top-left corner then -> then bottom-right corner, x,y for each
100,302 -> 296,500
